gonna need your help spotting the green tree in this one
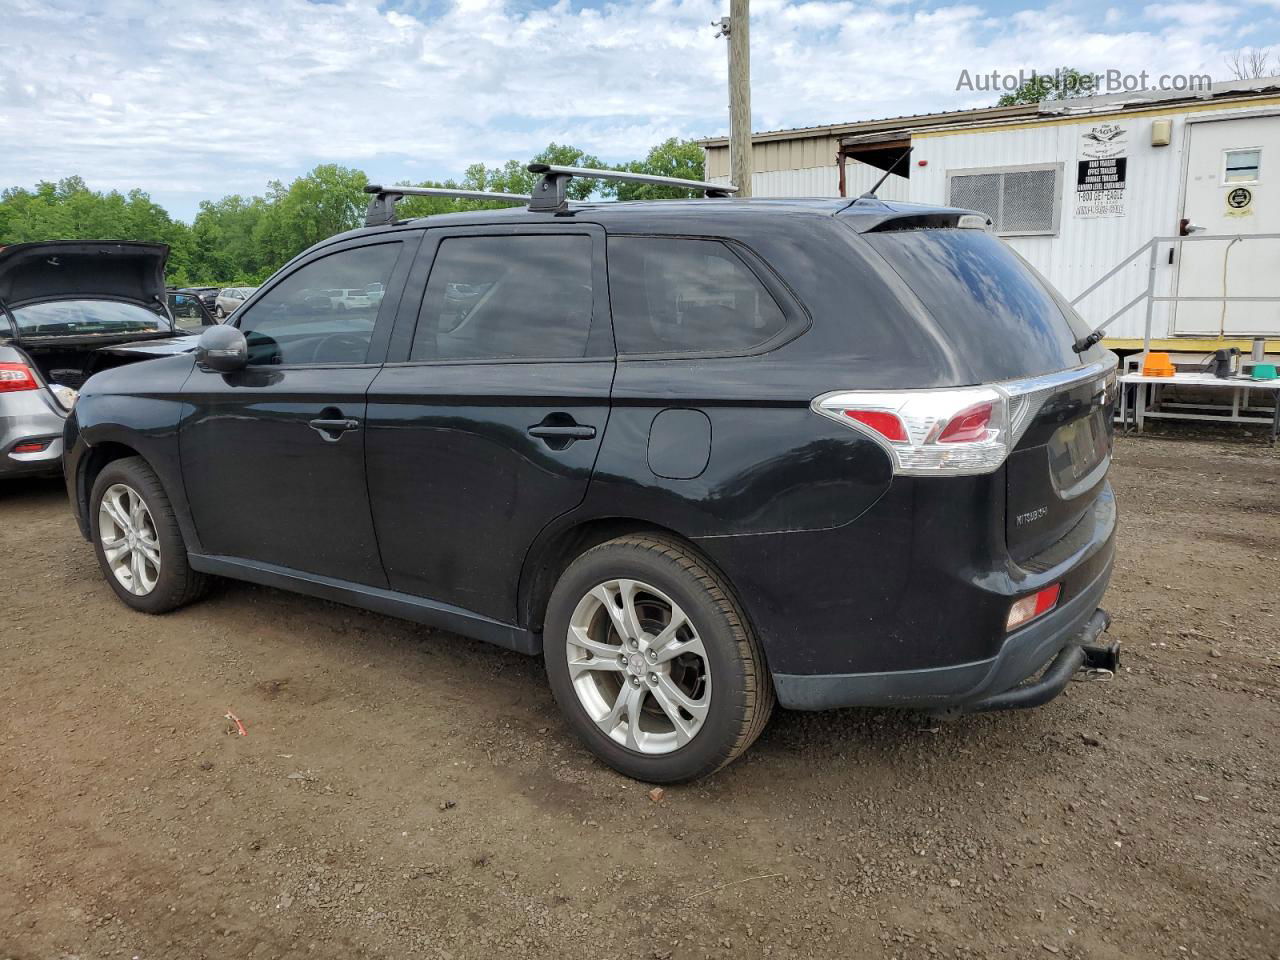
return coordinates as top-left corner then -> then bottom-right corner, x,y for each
189,194 -> 273,284
600,138 -> 706,200
0,177 -> 194,284
997,68 -> 1093,106
251,164 -> 370,270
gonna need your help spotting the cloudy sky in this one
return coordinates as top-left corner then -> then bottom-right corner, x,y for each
2,0 -> 1277,220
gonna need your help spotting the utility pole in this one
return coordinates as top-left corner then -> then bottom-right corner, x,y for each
714,1 -> 753,197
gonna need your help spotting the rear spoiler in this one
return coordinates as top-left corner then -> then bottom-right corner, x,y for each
839,200 -> 992,234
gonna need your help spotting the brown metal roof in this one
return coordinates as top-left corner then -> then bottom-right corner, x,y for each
696,104 -> 1039,148
697,80 -> 1280,149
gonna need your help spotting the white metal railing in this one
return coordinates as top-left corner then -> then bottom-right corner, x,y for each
1070,233 -> 1280,357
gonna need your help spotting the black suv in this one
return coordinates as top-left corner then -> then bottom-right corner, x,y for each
64,168 -> 1119,782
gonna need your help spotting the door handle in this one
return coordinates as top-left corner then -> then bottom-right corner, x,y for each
308,416 -> 360,442
528,424 -> 596,440
528,416 -> 597,449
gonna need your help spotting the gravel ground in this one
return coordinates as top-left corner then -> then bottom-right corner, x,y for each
1,429 -> 1277,960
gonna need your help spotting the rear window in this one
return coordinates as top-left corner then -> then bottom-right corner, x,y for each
607,237 -> 790,356
8,299 -> 168,338
862,228 -> 1090,374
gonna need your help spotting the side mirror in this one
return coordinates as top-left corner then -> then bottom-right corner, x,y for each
196,324 -> 248,373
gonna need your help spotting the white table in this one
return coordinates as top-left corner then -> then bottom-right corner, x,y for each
1118,372 -> 1280,443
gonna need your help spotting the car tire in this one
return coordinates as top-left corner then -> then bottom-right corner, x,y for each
89,456 -> 209,614
214,306 -> 225,319
544,534 -> 774,783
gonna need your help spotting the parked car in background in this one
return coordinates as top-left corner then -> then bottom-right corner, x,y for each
168,290 -> 217,331
63,183 -> 1120,782
214,286 -> 257,319
176,286 -> 220,314
323,288 -> 372,311
1,241 -> 207,479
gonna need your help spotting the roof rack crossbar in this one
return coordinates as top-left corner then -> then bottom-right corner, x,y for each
526,164 -> 738,214
363,184 -> 533,226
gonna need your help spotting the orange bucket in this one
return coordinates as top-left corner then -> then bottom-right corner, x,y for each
1142,352 -> 1176,377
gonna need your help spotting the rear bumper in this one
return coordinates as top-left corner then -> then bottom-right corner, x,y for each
773,561 -> 1113,710
1,390 -> 67,477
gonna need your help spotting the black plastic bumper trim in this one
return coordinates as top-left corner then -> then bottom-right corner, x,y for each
963,609 -> 1110,713
772,560 -> 1113,710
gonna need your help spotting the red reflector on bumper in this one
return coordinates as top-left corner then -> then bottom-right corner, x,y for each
11,440 -> 51,454
1006,584 -> 1061,632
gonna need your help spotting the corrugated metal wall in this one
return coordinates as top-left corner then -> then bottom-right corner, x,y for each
706,136 -> 843,178
708,159 -> 910,200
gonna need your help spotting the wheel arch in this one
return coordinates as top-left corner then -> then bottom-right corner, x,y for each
75,440 -> 143,537
75,430 -> 200,554
517,515 -> 755,646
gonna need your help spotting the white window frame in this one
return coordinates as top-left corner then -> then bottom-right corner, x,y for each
1222,147 -> 1262,185
946,162 -> 1064,238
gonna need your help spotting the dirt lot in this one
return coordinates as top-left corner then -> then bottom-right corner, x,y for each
1,429 -> 1277,960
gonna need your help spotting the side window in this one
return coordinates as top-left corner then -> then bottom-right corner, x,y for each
236,243 -> 401,366
607,237 -> 789,356
410,235 -> 593,362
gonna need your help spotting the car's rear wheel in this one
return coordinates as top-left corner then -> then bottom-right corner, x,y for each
544,535 -> 774,782
89,456 -> 209,613
214,306 -> 225,319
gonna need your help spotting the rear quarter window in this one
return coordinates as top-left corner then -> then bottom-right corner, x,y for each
863,228 -> 1090,375
607,237 -> 794,356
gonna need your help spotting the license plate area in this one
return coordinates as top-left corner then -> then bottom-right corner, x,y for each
1047,408 -> 1110,499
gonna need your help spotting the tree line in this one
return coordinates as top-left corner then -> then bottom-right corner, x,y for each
0,139 -> 705,287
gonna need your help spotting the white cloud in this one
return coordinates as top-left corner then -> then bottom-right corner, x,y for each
0,0 -> 1274,219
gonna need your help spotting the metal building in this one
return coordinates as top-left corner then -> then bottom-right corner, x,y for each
701,79 -> 1280,351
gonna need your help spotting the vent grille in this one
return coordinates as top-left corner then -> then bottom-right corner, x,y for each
948,165 -> 1061,235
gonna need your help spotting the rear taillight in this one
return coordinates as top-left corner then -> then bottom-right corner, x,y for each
843,409 -> 907,442
1006,584 -> 1061,631
812,386 -> 1010,475
0,363 -> 39,393
936,401 -> 994,444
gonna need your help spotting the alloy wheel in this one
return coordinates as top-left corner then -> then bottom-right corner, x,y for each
565,578 -> 711,754
98,482 -> 161,596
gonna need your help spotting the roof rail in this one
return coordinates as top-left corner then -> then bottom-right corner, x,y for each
527,164 -> 738,214
363,184 -> 532,227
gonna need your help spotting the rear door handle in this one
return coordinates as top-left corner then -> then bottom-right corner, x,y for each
309,417 -> 360,442
528,424 -> 596,440
528,416 -> 597,450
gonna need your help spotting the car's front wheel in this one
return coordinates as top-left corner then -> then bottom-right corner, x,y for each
89,456 -> 209,613
544,535 -> 774,782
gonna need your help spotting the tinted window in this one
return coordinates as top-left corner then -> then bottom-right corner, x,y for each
236,243 -> 400,365
864,228 -> 1089,373
9,299 -> 167,337
411,235 -> 593,362
607,237 -> 788,355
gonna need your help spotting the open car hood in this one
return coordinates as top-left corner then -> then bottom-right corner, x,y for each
0,241 -> 169,310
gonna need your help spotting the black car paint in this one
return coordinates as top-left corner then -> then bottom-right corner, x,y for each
64,197 -> 1116,710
